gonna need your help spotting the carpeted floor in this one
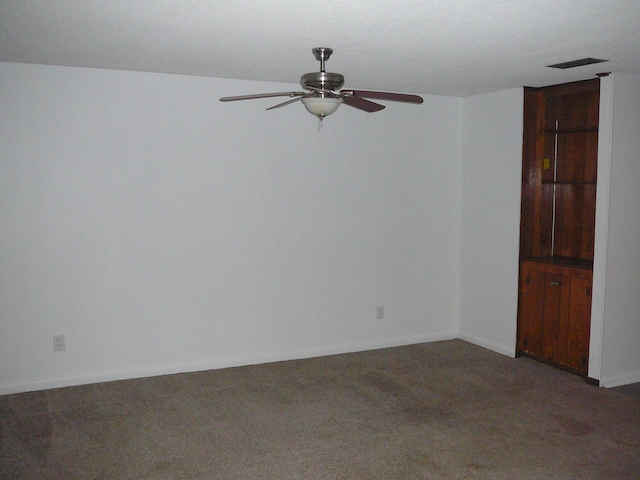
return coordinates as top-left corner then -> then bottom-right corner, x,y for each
1,339 -> 639,479
613,382 -> 640,401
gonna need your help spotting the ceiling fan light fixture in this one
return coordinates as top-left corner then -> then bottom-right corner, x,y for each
301,96 -> 343,118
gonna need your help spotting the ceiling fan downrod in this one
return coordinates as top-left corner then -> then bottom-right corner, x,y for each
312,47 -> 332,72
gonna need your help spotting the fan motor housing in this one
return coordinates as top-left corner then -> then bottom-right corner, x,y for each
300,72 -> 345,92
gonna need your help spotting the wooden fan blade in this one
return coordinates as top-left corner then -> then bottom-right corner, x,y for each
266,97 -> 305,110
342,95 -> 386,113
220,91 -> 305,102
342,89 -> 424,104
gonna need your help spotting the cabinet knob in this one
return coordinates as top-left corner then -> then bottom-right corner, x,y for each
550,280 -> 561,286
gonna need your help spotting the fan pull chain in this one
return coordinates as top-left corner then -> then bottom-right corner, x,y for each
317,116 -> 323,131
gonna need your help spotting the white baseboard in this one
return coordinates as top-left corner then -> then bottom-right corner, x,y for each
456,332 -> 516,358
0,332 -> 456,395
600,370 -> 640,388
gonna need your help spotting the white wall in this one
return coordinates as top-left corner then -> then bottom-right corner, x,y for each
589,76 -> 613,381
0,62 -> 463,394
457,88 -> 524,355
597,73 -> 640,387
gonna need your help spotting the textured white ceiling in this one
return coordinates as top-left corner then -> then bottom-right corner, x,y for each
1,1 -> 639,97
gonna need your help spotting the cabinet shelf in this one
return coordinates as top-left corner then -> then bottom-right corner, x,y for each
541,181 -> 597,185
523,256 -> 593,270
544,127 -> 599,134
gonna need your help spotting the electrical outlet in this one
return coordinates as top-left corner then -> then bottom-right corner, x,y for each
376,306 -> 384,320
53,334 -> 65,352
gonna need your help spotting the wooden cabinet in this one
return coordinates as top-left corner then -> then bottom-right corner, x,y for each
517,259 -> 592,375
520,79 -> 599,261
517,79 -> 599,377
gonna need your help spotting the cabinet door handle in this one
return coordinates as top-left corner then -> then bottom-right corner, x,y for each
550,280 -> 561,286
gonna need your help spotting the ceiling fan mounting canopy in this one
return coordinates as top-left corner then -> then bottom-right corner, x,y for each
219,47 -> 423,123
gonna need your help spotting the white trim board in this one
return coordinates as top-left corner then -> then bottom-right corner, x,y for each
0,332 -> 456,395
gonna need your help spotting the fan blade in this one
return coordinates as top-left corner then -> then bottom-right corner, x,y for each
342,95 -> 386,113
266,97 -> 305,110
220,91 -> 306,102
342,89 -> 424,104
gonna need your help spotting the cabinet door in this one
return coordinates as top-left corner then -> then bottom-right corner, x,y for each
541,270 -> 571,363
565,269 -> 593,373
517,261 -> 546,357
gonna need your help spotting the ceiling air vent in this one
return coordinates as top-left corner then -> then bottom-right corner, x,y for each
547,57 -> 608,69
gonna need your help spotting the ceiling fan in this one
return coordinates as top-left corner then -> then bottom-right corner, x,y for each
220,48 -> 424,128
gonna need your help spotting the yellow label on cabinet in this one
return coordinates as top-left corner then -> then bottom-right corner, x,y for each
543,158 -> 550,170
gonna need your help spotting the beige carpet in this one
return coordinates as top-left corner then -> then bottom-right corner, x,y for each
2,339 -> 639,479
